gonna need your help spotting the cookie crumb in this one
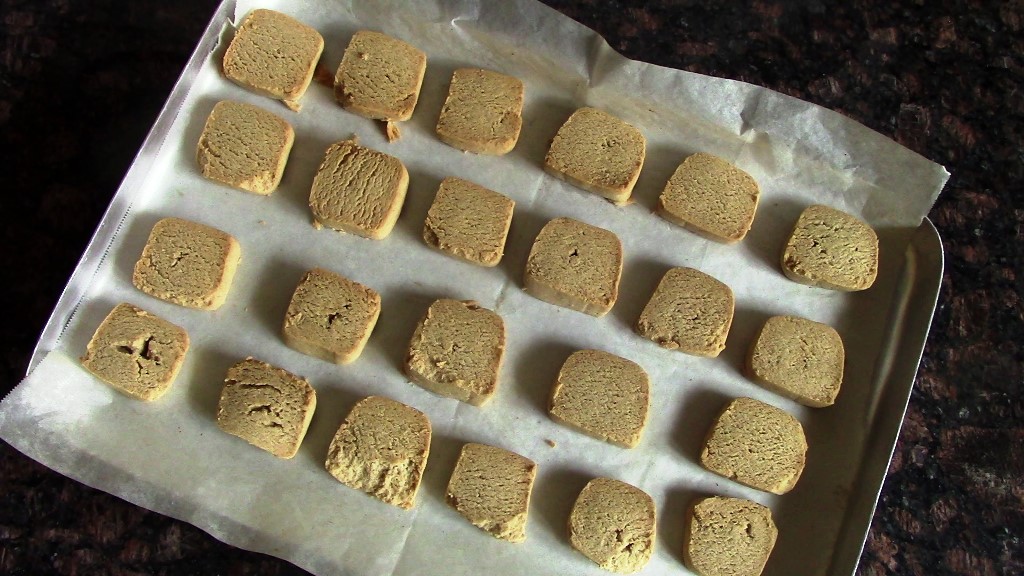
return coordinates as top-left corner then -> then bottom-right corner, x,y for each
545,439 -> 556,448
385,120 -> 401,142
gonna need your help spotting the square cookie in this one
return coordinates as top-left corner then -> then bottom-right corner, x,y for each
657,152 -> 760,243
216,357 -> 316,459
569,477 -> 656,573
684,496 -> 777,576
80,303 -> 190,401
325,395 -> 431,509
422,177 -> 515,267
132,217 -> 241,310
196,100 -> 295,195
523,217 -> 623,317
309,140 -> 409,239
282,268 -> 381,364
747,315 -> 845,407
544,107 -> 646,204
700,397 -> 807,495
549,350 -> 650,448
334,31 -> 426,121
446,443 -> 537,542
404,299 -> 505,406
781,204 -> 879,291
435,68 -> 524,154
222,9 -> 324,111
635,267 -> 734,357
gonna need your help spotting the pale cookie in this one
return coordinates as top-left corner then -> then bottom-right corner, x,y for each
404,299 -> 505,406
569,477 -> 656,573
435,68 -> 524,154
309,140 -> 409,239
657,152 -> 760,243
524,217 -> 623,317
549,350 -> 650,448
635,267 -> 734,358
216,357 -> 316,459
700,397 -> 807,495
334,30 -> 426,121
446,443 -> 537,542
422,177 -> 515,267
282,268 -> 381,364
80,303 -> 189,401
781,204 -> 879,291
747,315 -> 845,407
325,395 -> 431,509
222,9 -> 324,111
196,100 -> 294,194
132,217 -> 241,311
684,496 -> 778,576
544,107 -> 646,204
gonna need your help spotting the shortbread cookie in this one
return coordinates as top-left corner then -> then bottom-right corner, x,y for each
309,140 -> 409,239
544,107 -> 646,204
283,268 -> 381,364
222,9 -> 324,111
781,204 -> 879,291
80,303 -> 189,401
435,68 -> 524,154
422,177 -> 515,266
700,397 -> 807,495
196,100 -> 294,194
334,31 -> 426,121
684,496 -> 777,576
747,315 -> 845,407
635,267 -> 734,357
549,350 -> 649,448
569,478 -> 656,573
132,217 -> 241,310
524,217 -> 623,317
216,358 -> 316,459
657,152 -> 760,243
446,443 -> 537,542
325,395 -> 431,509
404,299 -> 505,406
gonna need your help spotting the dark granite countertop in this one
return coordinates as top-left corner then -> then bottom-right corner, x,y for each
1,1 -> 1021,574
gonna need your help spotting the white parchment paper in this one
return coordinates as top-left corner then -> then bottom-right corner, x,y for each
1,1 -> 948,575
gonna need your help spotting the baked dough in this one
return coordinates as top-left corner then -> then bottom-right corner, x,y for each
435,68 -> 524,154
283,268 -> 381,364
132,217 -> 241,311
524,217 -> 623,317
404,299 -> 505,406
80,303 -> 189,401
334,31 -> 427,121
196,100 -> 294,194
569,477 -> 656,573
216,357 -> 316,459
309,140 -> 409,239
222,9 -> 324,111
446,443 -> 537,542
684,496 -> 777,576
635,267 -> 734,357
700,397 -> 807,495
657,152 -> 760,243
549,350 -> 650,448
544,107 -> 646,204
781,204 -> 879,291
325,395 -> 431,509
422,177 -> 515,267
747,315 -> 845,407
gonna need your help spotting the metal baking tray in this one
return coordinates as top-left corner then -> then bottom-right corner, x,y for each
7,1 -> 945,574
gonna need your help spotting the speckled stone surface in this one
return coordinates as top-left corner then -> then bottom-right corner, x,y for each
1,1 -> 1021,575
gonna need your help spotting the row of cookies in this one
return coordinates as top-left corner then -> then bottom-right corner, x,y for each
122,209 -> 847,410
216,9 -> 880,294
79,301 -> 777,574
